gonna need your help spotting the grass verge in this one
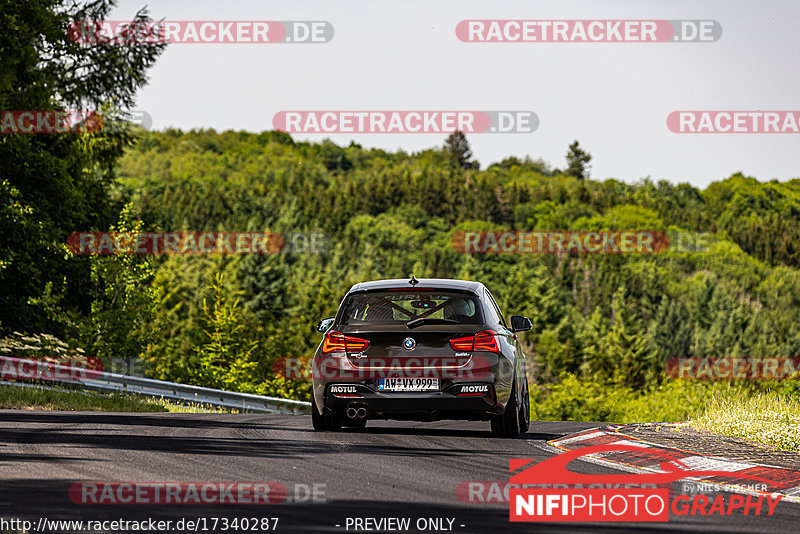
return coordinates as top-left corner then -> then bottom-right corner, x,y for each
690,392 -> 800,452
529,374 -> 800,452
528,374 -> 735,423
0,383 -> 168,411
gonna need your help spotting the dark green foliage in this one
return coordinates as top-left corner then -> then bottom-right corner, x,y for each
565,140 -> 592,180
0,0 -> 165,337
111,129 -> 800,401
86,204 -> 158,361
4,4 -> 800,404
443,131 -> 475,169
240,254 -> 289,323
316,139 -> 353,171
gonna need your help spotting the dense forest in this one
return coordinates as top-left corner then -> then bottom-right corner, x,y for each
3,1 -> 800,421
109,131 -> 800,410
12,123 -> 800,419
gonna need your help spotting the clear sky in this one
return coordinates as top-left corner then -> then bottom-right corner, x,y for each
111,0 -> 799,188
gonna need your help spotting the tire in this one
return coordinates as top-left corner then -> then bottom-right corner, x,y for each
518,376 -> 530,434
491,382 -> 522,438
311,393 -> 342,431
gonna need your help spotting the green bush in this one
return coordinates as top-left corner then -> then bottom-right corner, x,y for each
529,375 -> 756,424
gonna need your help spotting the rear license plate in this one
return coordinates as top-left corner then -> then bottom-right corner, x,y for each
378,378 -> 440,391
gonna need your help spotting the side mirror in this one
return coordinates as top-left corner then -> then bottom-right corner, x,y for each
510,315 -> 532,333
316,317 -> 335,333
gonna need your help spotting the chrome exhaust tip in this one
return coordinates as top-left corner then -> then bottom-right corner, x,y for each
355,407 -> 367,419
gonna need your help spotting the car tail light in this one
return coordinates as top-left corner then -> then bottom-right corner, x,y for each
321,330 -> 370,354
449,330 -> 500,352
449,335 -> 475,351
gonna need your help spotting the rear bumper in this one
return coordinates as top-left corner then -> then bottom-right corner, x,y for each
320,381 -> 498,421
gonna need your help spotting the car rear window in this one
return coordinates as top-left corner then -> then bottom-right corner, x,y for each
338,291 -> 484,326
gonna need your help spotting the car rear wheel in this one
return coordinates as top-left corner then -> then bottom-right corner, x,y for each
312,394 -> 343,431
518,374 -> 530,434
518,384 -> 530,434
491,382 -> 521,438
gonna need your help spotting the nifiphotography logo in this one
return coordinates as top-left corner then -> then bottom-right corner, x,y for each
509,445 -> 781,523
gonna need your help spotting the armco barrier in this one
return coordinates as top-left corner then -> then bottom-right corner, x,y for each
0,355 -> 311,414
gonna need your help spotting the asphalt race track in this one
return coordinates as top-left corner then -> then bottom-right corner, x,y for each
0,411 -> 797,533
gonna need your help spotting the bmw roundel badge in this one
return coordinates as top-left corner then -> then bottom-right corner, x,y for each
402,337 -> 416,351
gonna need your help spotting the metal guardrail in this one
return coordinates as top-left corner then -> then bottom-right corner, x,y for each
0,355 -> 311,414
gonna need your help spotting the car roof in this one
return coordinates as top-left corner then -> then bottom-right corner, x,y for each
347,278 -> 485,295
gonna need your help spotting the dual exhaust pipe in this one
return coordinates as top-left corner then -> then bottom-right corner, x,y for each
346,406 -> 367,419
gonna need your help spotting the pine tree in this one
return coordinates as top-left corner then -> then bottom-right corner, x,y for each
579,306 -> 612,380
444,131 -> 475,169
196,273 -> 258,391
606,287 -> 659,389
650,298 -> 693,365
240,254 -> 289,323
565,141 -> 592,180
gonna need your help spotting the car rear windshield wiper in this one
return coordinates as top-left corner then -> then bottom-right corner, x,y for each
406,317 -> 460,329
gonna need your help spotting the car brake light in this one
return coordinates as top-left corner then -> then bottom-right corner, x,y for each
387,288 -> 434,291
321,330 -> 370,354
449,330 -> 499,352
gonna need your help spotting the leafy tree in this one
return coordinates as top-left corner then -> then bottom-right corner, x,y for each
0,0 -> 166,334
317,139 -> 353,171
85,203 -> 158,361
489,156 -> 552,175
0,180 -> 67,331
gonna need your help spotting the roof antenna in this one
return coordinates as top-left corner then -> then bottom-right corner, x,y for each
409,275 -> 419,286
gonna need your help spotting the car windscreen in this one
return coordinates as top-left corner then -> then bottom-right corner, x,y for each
338,290 -> 484,326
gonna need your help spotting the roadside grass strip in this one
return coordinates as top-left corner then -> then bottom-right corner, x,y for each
691,393 -> 800,452
0,382 -> 232,413
0,382 -> 167,412
548,425 -> 800,503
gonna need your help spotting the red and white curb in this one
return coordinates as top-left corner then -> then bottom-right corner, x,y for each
547,425 -> 800,503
